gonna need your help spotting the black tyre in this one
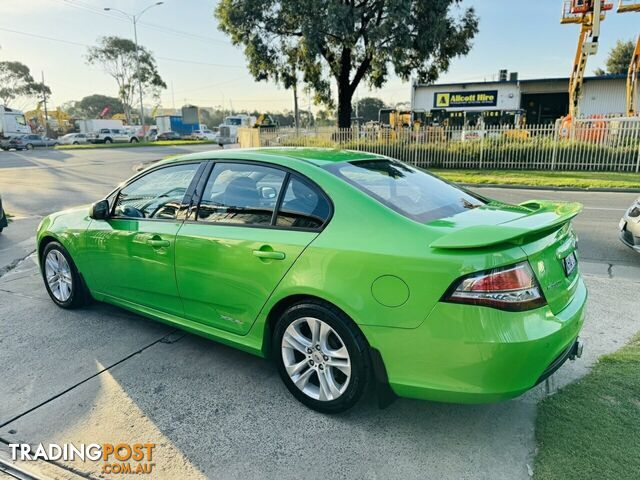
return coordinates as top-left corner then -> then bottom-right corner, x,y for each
104,138 -> 112,144
25,144 -> 34,150
273,300 -> 370,413
72,141 -> 79,145
41,241 -> 86,309
130,137 -> 139,143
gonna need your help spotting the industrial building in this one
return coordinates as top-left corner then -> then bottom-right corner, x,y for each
411,72 -> 632,125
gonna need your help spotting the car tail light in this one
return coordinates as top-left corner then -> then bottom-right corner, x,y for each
443,262 -> 546,311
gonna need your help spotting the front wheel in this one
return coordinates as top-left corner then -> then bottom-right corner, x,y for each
25,144 -> 34,150
104,138 -> 112,144
41,242 -> 86,309
130,137 -> 139,143
273,301 -> 370,413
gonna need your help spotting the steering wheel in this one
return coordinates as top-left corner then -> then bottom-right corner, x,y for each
140,187 -> 188,218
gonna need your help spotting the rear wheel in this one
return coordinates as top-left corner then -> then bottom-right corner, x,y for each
130,137 -> 139,143
273,301 -> 370,413
72,141 -> 79,145
104,138 -> 112,144
25,143 -> 34,150
41,242 -> 86,309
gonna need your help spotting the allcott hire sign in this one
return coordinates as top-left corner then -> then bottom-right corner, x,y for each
434,90 -> 498,108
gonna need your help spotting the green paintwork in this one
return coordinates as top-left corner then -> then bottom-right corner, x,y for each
36,148 -> 587,403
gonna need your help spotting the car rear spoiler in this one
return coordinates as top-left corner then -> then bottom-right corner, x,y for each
429,201 -> 583,249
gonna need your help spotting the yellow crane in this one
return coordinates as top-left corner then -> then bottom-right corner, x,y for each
561,0 -> 614,127
617,0 -> 640,116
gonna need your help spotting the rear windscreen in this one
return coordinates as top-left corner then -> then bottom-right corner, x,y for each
326,159 -> 485,223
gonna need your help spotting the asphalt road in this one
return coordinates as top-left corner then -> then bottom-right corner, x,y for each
0,146 -> 639,479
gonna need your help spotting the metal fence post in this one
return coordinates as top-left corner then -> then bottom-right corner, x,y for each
551,124 -> 559,171
479,127 -> 485,170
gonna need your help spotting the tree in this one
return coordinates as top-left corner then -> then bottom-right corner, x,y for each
79,94 -> 125,118
0,61 -> 51,106
595,40 -> 635,75
215,0 -> 478,128
353,96 -> 386,122
86,36 -> 166,124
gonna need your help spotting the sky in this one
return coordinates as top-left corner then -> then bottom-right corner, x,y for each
0,0 -> 638,113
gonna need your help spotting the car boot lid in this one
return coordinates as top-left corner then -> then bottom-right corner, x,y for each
429,200 -> 583,249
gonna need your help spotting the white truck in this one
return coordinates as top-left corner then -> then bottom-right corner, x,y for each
77,119 -> 123,134
0,106 -> 31,139
217,114 -> 256,146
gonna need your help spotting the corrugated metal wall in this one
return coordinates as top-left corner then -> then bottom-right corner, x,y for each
580,78 -> 630,115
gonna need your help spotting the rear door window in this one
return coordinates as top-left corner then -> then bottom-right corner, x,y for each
326,159 -> 485,223
197,163 -> 286,226
276,176 -> 331,230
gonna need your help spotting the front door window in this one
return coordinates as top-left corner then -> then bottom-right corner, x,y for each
114,163 -> 200,220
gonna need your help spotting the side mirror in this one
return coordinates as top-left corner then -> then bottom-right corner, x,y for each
90,200 -> 110,220
260,186 -> 277,200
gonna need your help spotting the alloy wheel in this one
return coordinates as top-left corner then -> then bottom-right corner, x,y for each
44,249 -> 73,302
281,317 -> 351,401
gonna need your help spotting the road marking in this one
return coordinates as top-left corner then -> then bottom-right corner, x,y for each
582,207 -> 627,211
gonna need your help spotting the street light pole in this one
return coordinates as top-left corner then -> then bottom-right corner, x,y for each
132,15 -> 145,134
104,2 -> 163,139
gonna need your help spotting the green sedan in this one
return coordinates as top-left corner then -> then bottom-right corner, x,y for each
36,148 -> 586,413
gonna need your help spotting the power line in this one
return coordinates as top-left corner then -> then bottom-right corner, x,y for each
0,27 -> 245,68
54,0 -> 230,46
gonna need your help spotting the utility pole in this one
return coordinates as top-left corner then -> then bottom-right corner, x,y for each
104,2 -> 164,139
41,71 -> 50,137
293,80 -> 300,134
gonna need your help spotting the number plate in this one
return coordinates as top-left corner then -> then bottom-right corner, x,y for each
563,252 -> 577,276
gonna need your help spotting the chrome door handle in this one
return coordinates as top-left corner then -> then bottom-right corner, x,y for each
253,250 -> 285,260
147,238 -> 170,248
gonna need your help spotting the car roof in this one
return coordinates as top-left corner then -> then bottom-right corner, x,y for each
163,147 -> 384,168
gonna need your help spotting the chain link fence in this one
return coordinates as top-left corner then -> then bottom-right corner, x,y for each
239,118 -> 640,172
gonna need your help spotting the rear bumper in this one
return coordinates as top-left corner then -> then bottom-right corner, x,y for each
361,277 -> 587,404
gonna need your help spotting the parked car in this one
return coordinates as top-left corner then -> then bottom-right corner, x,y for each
156,131 -> 181,141
191,129 -> 218,141
0,135 -> 20,150
4,134 -> 58,150
0,195 -> 7,233
87,128 -> 139,144
619,196 -> 640,253
57,133 -> 89,145
36,148 -> 586,413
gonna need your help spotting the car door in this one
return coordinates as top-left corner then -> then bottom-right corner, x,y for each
175,161 -> 332,335
84,162 -> 204,316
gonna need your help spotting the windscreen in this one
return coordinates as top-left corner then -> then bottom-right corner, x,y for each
326,159 -> 485,223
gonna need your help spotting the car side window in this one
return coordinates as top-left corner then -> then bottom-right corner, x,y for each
198,163 -> 286,226
113,163 -> 200,220
276,175 -> 331,230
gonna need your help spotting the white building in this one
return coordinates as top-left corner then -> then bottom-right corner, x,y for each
411,73 -> 631,124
